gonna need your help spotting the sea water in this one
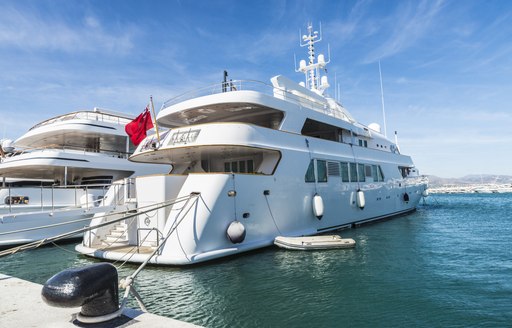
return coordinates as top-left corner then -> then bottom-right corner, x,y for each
1,193 -> 511,327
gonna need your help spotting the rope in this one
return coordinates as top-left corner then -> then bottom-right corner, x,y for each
0,194 -> 195,258
349,129 -> 361,190
264,194 -> 282,235
50,241 -> 80,255
0,206 -> 112,236
305,138 -> 318,194
118,193 -> 201,310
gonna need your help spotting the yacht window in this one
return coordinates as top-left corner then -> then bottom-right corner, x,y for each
365,165 -> 372,177
327,161 -> 340,176
85,137 -> 101,153
6,180 -> 53,187
168,145 -> 279,175
317,160 -> 327,183
301,119 -> 344,142
378,166 -> 385,181
81,176 -> 113,186
305,160 -> 315,183
4,196 -> 29,205
399,166 -> 412,178
349,163 -> 358,182
201,160 -> 210,172
231,161 -> 238,173
358,163 -> 366,182
128,138 -> 137,154
341,162 -> 350,182
224,160 -> 255,173
372,165 -> 379,181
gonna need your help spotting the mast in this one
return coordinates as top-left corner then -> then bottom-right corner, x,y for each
379,60 -> 388,137
296,23 -> 330,95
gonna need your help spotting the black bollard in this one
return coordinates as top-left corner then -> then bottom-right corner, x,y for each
41,263 -> 120,321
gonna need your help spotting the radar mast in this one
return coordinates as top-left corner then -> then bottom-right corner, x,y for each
296,23 -> 330,95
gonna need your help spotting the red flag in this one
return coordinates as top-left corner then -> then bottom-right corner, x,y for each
125,106 -> 154,145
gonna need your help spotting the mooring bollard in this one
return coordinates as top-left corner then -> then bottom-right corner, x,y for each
41,262 -> 122,323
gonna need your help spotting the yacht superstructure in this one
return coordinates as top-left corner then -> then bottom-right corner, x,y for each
77,25 -> 428,265
0,108 -> 169,246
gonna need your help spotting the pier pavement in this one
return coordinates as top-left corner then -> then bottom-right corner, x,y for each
0,273 -> 201,328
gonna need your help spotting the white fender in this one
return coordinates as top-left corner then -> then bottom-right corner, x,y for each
227,221 -> 246,244
312,194 -> 324,220
356,190 -> 365,209
422,189 -> 429,197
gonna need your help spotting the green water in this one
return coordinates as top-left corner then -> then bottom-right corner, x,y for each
1,193 -> 511,327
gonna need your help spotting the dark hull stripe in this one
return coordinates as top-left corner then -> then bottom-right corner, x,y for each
5,157 -> 89,163
317,208 -> 416,232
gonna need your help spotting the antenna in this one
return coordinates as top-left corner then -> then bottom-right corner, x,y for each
378,60 -> 388,137
334,72 -> 337,101
394,131 -> 401,153
296,22 -> 330,95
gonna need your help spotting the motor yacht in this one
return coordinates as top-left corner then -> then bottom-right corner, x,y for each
0,108 -> 169,246
77,25 -> 428,265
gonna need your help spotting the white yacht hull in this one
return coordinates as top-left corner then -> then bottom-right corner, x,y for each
0,181 -> 132,247
78,169 -> 426,265
0,208 -> 95,247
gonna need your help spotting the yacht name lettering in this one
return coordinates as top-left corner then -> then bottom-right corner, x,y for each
170,129 -> 200,144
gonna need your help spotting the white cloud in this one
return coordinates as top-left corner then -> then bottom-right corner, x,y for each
364,0 -> 446,63
0,6 -> 135,54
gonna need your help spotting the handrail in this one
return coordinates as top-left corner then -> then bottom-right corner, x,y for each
136,228 -> 163,253
161,79 -> 330,115
0,182 -> 115,191
0,182 -> 131,233
29,110 -> 133,131
0,192 -> 198,257
0,182 -> 116,213
1,143 -> 131,161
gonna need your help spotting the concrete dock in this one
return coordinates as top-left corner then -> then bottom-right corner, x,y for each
0,273 -> 202,328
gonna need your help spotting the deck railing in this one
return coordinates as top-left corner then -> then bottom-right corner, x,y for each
0,143 -> 131,162
161,79 -> 332,115
0,183 -> 115,213
29,110 -> 133,131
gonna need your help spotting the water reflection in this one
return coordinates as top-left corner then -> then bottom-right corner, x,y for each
1,194 -> 511,327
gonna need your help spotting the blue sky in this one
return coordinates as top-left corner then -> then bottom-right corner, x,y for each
0,0 -> 510,178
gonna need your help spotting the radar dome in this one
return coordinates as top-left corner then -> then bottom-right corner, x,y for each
1,139 -> 14,153
318,54 -> 325,66
368,123 -> 381,133
299,60 -> 306,71
320,76 -> 329,88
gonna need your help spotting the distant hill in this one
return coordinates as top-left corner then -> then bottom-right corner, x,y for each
427,175 -> 512,187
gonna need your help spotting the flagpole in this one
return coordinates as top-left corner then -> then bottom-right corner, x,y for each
150,96 -> 161,143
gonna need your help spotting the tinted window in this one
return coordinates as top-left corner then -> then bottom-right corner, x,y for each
305,160 -> 315,183
341,162 -> 349,182
317,160 -> 327,183
358,163 -> 365,182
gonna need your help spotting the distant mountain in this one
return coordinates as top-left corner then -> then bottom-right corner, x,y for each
427,175 -> 512,187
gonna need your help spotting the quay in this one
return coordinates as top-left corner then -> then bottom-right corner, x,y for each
0,273 -> 201,328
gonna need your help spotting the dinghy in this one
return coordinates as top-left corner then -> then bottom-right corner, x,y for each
274,235 -> 356,250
